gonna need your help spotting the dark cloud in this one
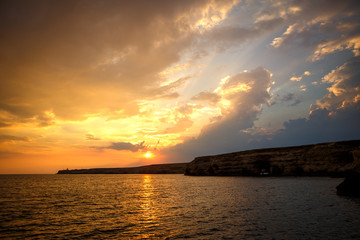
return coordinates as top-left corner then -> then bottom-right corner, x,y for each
277,93 -> 303,106
270,56 -> 360,145
269,104 -> 360,147
96,141 -> 146,152
281,93 -> 294,102
290,98 -> 302,107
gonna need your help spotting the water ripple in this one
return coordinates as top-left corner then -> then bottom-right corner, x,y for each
1,175 -> 360,239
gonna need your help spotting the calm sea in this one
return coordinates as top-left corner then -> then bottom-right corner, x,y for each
0,174 -> 359,239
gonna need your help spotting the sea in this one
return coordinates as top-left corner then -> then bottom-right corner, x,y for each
1,174 -> 360,239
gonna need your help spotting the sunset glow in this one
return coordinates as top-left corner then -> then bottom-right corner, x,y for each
144,152 -> 153,159
0,0 -> 359,173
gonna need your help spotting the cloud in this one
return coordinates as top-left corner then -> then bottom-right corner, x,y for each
191,91 -> 221,105
0,123 -> 11,128
290,98 -> 302,107
314,56 -> 360,114
312,35 -> 360,61
164,118 -> 194,134
177,104 -> 200,115
281,93 -> 294,102
36,111 -> 56,127
166,52 -> 360,162
290,76 -> 302,82
271,93 -> 303,106
166,67 -> 273,160
4,0 -> 354,128
0,151 -> 24,160
96,141 -> 146,152
2,0 -> 360,171
204,14 -> 284,51
272,23 -> 300,48
269,0 -> 360,60
289,70 -> 311,82
85,134 -> 101,141
282,93 -> 302,106
0,135 -> 29,143
0,0 -> 238,125
260,57 -> 360,149
300,85 -> 307,92
263,56 -> 360,147
147,76 -> 192,100
269,104 -> 360,148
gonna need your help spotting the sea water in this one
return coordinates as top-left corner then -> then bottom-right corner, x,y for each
0,174 -> 359,239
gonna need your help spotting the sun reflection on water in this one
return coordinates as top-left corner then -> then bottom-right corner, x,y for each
141,175 -> 154,215
138,175 -> 159,238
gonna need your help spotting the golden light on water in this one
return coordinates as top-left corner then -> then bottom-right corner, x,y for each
139,174 -> 158,239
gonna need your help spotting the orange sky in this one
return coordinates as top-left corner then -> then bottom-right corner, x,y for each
1,0 -> 360,173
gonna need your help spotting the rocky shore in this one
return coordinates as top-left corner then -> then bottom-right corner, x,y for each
57,163 -> 187,174
185,140 -> 360,177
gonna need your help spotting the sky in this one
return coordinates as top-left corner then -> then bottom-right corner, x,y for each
1,0 -> 360,173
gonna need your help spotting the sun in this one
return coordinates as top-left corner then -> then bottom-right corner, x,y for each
144,151 -> 153,158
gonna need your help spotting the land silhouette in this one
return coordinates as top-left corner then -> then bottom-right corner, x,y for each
59,140 -> 360,177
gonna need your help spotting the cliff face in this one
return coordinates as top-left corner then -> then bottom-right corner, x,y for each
185,140 -> 360,176
57,163 -> 187,174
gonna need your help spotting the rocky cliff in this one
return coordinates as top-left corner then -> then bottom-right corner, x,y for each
185,140 -> 360,176
57,163 -> 187,174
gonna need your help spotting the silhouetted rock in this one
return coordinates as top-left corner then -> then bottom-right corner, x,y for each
185,140 -> 360,176
336,173 -> 360,197
57,163 -> 187,174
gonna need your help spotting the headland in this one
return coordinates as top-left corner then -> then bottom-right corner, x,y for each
58,140 -> 360,177
57,163 -> 187,174
185,140 -> 360,177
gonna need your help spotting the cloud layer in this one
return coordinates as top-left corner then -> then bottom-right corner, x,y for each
1,0 -> 360,172
0,0 -> 237,126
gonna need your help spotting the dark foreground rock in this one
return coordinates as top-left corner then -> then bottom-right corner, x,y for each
185,140 -> 360,176
57,163 -> 187,174
336,173 -> 360,196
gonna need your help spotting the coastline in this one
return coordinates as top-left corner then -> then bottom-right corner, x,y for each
57,163 -> 187,174
57,140 -> 360,178
185,140 -> 360,177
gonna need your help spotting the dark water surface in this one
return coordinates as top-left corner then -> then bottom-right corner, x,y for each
1,174 -> 359,239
